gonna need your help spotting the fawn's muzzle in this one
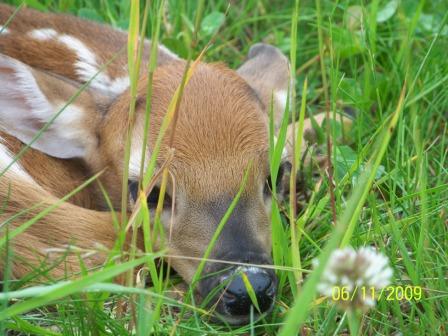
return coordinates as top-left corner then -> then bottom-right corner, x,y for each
199,253 -> 277,325
219,266 -> 276,317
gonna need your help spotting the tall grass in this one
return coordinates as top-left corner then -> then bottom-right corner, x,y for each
1,0 -> 447,335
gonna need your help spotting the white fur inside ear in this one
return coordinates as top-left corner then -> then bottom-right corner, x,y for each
40,103 -> 87,158
275,90 -> 288,112
0,55 -> 88,159
0,56 -> 53,121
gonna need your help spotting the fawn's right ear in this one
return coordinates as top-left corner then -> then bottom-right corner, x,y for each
237,43 -> 291,128
0,54 -> 102,159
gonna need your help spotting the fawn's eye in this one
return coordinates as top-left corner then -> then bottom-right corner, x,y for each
128,180 -> 172,208
128,180 -> 139,202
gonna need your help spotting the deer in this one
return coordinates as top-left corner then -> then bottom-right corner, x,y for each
0,4 -> 350,324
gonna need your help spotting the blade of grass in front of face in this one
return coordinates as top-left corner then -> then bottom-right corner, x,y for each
119,0 -> 140,233
131,5 -> 167,325
241,272 -> 261,313
152,0 -> 201,312
123,5 -> 154,326
139,190 -> 166,333
269,88 -> 290,293
138,0 -> 164,185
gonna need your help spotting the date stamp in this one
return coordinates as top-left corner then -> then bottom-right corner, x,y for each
331,285 -> 423,302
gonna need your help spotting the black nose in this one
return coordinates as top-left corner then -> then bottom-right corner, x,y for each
220,267 -> 276,316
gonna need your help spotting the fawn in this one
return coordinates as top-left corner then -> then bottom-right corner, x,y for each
0,4 -> 348,324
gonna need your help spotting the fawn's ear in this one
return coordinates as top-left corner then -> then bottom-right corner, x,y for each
237,43 -> 291,128
0,54 -> 102,159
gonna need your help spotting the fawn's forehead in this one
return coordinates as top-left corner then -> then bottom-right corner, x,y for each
150,62 -> 268,148
129,62 -> 269,190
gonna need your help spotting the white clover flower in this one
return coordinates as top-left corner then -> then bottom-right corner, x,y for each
315,246 -> 393,311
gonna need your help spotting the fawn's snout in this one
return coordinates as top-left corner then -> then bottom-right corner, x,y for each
199,251 -> 277,324
220,267 -> 276,316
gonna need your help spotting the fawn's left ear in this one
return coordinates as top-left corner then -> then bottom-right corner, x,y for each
0,54 -> 102,159
237,43 -> 291,128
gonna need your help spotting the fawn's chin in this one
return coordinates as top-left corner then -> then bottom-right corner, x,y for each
208,303 -> 274,326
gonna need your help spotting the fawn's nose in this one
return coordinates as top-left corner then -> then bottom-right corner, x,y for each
220,266 -> 276,316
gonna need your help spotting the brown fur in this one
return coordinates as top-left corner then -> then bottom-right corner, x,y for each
0,4 -> 176,91
0,171 -> 122,279
0,5 -> 288,284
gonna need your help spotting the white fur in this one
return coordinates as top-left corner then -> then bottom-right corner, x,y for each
27,28 -> 58,41
275,90 -> 288,112
0,55 -> 52,121
109,76 -> 130,95
58,34 -> 129,96
57,34 -> 101,81
129,141 -> 149,179
0,25 -> 9,34
26,29 -> 178,96
28,29 -> 129,96
129,151 -> 142,179
0,137 -> 33,182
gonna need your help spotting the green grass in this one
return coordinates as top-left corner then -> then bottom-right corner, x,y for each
1,0 -> 448,335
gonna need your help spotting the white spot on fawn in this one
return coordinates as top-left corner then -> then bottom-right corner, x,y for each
27,28 -> 58,40
60,34 -> 130,96
28,29 -> 129,96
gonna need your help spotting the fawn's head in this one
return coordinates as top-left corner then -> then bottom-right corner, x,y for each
0,41 -> 290,323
